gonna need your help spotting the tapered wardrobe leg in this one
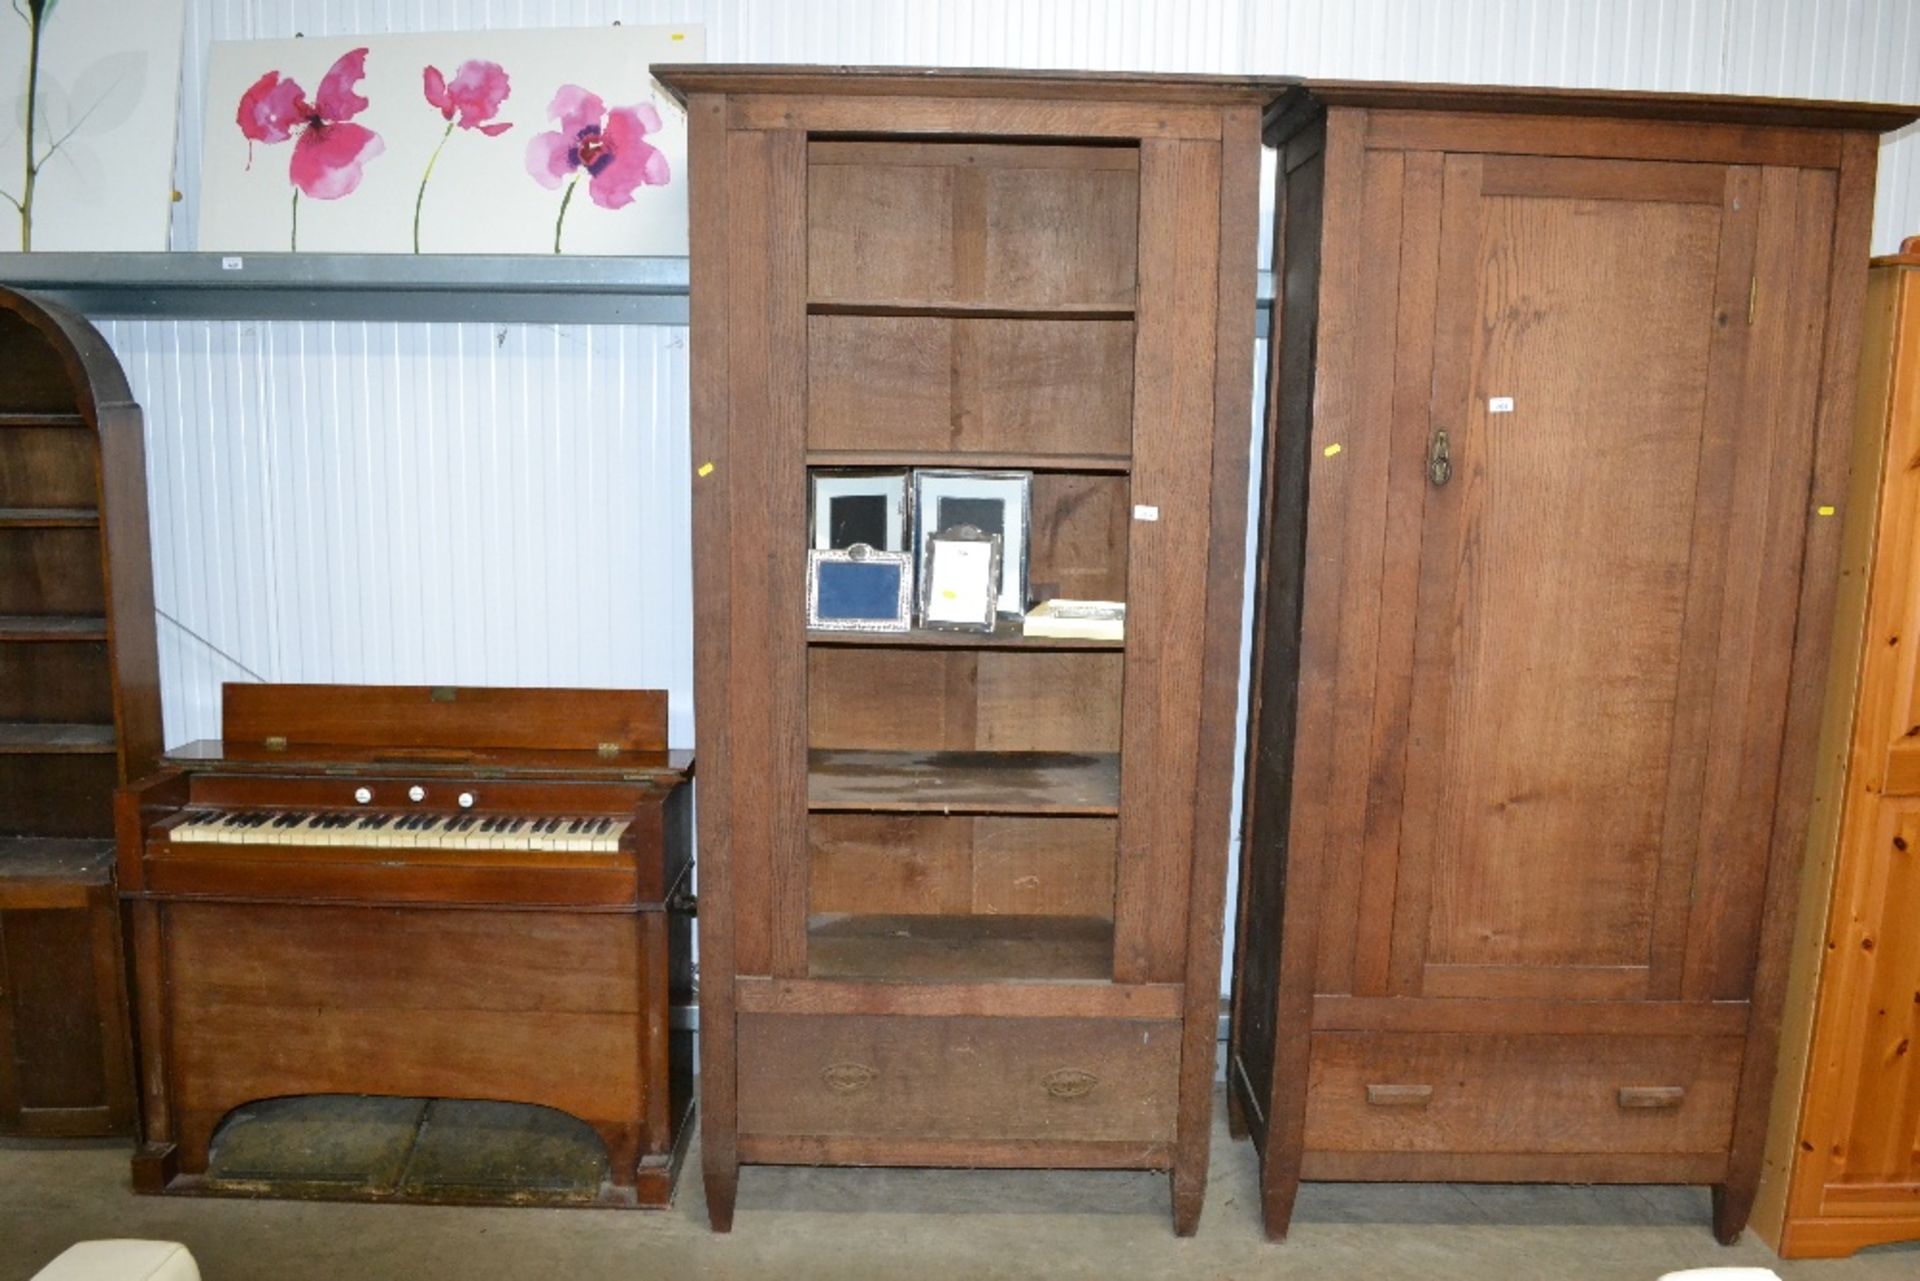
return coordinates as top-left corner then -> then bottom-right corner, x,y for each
1261,1145 -> 1303,1241
704,1158 -> 739,1232
1171,1161 -> 1207,1237
1710,1181 -> 1752,1246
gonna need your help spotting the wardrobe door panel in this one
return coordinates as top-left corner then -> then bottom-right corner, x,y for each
1389,156 -> 1771,1005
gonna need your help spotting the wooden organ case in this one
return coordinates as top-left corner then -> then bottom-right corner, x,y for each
116,684 -> 694,1207
1228,83 -> 1920,1243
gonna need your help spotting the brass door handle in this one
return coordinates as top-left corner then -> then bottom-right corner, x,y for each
1617,1086 -> 1685,1110
1428,430 -> 1452,487
1365,1083 -> 1434,1108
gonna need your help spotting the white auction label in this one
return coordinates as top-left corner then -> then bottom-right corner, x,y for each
1133,504 -> 1160,522
220,257 -> 244,271
1489,396 -> 1515,413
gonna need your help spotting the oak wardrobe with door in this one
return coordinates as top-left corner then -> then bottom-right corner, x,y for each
659,64 -> 1284,1235
1228,83 -> 1919,1243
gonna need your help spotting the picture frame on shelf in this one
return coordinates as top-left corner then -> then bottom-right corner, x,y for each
807,544 -> 913,633
810,470 -> 911,552
919,525 -> 1002,632
912,469 -> 1029,616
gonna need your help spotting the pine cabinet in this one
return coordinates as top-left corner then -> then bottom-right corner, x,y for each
1229,83 -> 1918,1243
657,65 -> 1280,1234
1754,239 -> 1920,1259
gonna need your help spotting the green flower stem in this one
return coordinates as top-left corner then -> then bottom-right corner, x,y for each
20,7 -> 43,250
290,188 -> 299,252
553,176 -> 578,254
412,119 -> 455,254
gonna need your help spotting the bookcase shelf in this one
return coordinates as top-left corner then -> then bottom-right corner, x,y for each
807,913 -> 1114,982
0,721 -> 118,754
0,615 -> 107,641
804,449 -> 1132,474
808,299 -> 1135,322
0,508 -> 99,528
807,623 -> 1122,651
807,750 -> 1120,816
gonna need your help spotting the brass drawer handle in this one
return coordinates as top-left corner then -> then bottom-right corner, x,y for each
1365,1084 -> 1434,1108
1042,1068 -> 1100,1100
821,1062 -> 878,1096
1617,1086 -> 1685,1110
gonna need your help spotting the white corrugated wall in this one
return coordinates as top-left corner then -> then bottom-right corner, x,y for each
104,0 -> 1920,991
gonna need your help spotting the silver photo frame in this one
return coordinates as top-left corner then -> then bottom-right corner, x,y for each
810,470 -> 911,552
920,525 -> 1002,633
912,469 -> 1030,616
807,543 -> 914,633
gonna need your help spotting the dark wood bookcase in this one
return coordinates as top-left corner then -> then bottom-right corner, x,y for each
0,286 -> 161,1137
1228,83 -> 1920,1244
658,65 -> 1284,1233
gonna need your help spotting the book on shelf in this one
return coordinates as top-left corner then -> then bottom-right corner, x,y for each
1022,599 -> 1125,641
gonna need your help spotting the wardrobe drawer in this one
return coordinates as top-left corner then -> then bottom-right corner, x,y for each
737,1012 -> 1180,1143
1305,1032 -> 1743,1155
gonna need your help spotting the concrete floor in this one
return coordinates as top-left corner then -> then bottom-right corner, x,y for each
4,1097 -> 1917,1281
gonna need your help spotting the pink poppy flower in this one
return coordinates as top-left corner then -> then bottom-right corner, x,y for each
423,59 -> 512,135
236,47 -> 384,202
526,85 -> 670,211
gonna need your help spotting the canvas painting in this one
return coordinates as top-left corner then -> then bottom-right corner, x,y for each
1,0 -> 188,251
198,24 -> 700,254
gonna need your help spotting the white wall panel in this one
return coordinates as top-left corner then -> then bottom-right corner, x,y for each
98,316 -> 693,747
99,1 -> 1920,997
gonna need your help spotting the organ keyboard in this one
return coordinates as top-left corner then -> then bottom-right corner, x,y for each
167,809 -> 632,851
116,684 -> 695,1208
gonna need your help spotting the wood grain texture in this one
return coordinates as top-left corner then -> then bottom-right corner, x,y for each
737,1013 -> 1179,1142
808,315 -> 1134,459
1112,137 -> 1219,986
0,289 -> 157,1140
1749,147 -> 1916,1260
808,142 -> 1138,309
1364,110 -> 1842,168
1171,101 -> 1262,1238
221,685 -> 666,753
1751,260 -> 1901,1252
808,649 -> 1121,754
685,88 -> 740,1231
808,814 -> 1116,919
117,750 -> 695,1204
1237,100 -> 1896,1243
1305,1033 -> 1744,1156
691,70 -> 1276,1234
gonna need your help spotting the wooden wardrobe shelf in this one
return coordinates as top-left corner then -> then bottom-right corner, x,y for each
807,623 -> 1123,651
807,299 -> 1134,321
0,836 -> 115,882
0,411 -> 87,428
0,507 -> 99,528
806,449 -> 1132,474
0,722 -> 119,753
807,912 -> 1115,982
807,749 -> 1121,815
0,614 -> 108,640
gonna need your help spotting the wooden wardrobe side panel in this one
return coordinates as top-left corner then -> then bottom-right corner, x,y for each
686,90 -> 740,1211
1228,115 -> 1327,1151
